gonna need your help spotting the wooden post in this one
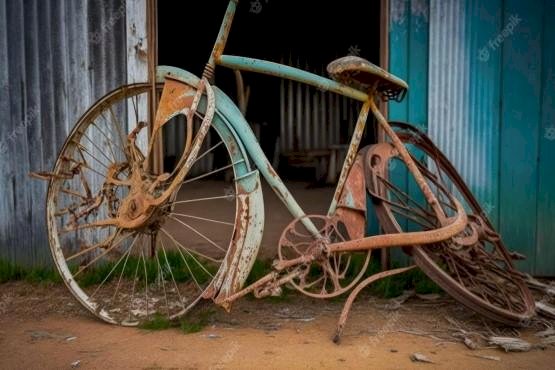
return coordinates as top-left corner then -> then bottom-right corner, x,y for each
147,0 -> 162,174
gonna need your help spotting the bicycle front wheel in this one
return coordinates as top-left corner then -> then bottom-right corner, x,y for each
46,82 -> 251,325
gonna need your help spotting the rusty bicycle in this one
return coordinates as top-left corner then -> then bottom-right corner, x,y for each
33,0 -> 535,341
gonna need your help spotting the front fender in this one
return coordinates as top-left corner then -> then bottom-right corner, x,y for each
156,66 -> 264,303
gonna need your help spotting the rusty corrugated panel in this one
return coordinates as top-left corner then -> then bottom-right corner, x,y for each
0,0 -> 127,267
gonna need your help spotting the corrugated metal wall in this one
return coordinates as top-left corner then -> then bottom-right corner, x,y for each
387,0 -> 430,266
428,0 -> 501,224
389,0 -> 555,275
0,0 -> 127,267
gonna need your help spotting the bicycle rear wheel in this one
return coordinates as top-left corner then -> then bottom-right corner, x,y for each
368,121 -> 535,326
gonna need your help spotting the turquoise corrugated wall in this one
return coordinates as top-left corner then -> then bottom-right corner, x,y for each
387,0 -> 430,266
388,0 -> 555,275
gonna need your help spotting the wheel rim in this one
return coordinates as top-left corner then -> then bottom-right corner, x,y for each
368,121 -> 535,325
47,83 -> 242,325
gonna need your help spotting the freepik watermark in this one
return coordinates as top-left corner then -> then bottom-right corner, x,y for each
358,311 -> 401,357
250,0 -> 269,14
348,45 -> 361,57
478,14 -> 522,62
545,126 -> 555,141
88,0 -> 126,44
0,106 -> 40,154
210,340 -> 240,370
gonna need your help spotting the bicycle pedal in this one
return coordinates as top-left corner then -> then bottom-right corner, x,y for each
270,286 -> 283,297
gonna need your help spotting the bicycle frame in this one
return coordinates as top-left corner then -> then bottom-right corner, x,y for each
197,0 -> 459,243
152,0 -> 466,306
31,0 -> 534,336
203,0 -> 367,223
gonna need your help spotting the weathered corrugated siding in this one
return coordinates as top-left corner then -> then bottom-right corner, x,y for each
536,0 -> 555,276
428,0 -> 502,224
498,0 -> 545,273
390,0 -> 555,275
0,0 -> 127,267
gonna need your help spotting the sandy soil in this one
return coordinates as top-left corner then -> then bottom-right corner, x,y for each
1,281 -> 554,370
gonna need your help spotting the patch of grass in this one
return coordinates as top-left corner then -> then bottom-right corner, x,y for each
0,259 -> 61,284
0,250 -> 219,287
1,251 -> 442,303
367,261 -> 443,298
0,260 -> 25,283
245,259 -> 272,286
412,269 -> 443,294
371,275 -> 408,298
24,266 -> 62,284
140,307 -> 216,333
244,259 -> 292,302
75,251 -> 218,288
180,320 -> 205,334
243,256 -> 441,301
179,308 -> 215,334
139,313 -> 172,331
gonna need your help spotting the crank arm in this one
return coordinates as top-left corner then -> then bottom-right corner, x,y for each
215,268 -> 304,309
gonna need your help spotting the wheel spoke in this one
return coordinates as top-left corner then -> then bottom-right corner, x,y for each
91,121 -> 122,162
82,131 -> 117,166
73,141 -> 111,173
112,234 -> 139,302
66,228 -> 122,262
193,140 -> 224,165
91,233 -> 140,299
162,229 -> 210,292
159,236 -> 185,309
170,213 -> 234,226
160,228 -> 222,273
182,161 -> 243,185
110,106 -> 130,147
377,173 -> 435,219
128,239 -> 143,320
74,231 -> 135,277
168,216 -> 226,253
101,109 -> 128,159
167,194 -> 235,206
140,250 -> 150,319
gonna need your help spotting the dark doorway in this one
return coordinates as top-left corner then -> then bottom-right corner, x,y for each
158,0 -> 381,180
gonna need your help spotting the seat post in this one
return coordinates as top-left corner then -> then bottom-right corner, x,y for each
203,0 -> 239,82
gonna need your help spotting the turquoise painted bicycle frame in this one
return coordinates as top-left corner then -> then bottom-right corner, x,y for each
198,0 -> 373,223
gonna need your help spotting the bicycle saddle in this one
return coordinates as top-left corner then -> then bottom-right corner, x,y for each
327,56 -> 408,101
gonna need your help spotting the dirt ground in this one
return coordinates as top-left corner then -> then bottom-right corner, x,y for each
1,181 -> 554,369
1,281 -> 554,370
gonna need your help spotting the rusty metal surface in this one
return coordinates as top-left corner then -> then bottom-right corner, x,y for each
333,265 -> 417,343
276,215 -> 371,299
33,72 -> 267,326
327,101 -> 370,216
369,98 -> 447,224
370,121 -> 536,326
334,152 -> 367,241
213,171 -> 265,306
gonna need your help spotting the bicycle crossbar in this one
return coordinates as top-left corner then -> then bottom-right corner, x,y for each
217,55 -> 369,102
